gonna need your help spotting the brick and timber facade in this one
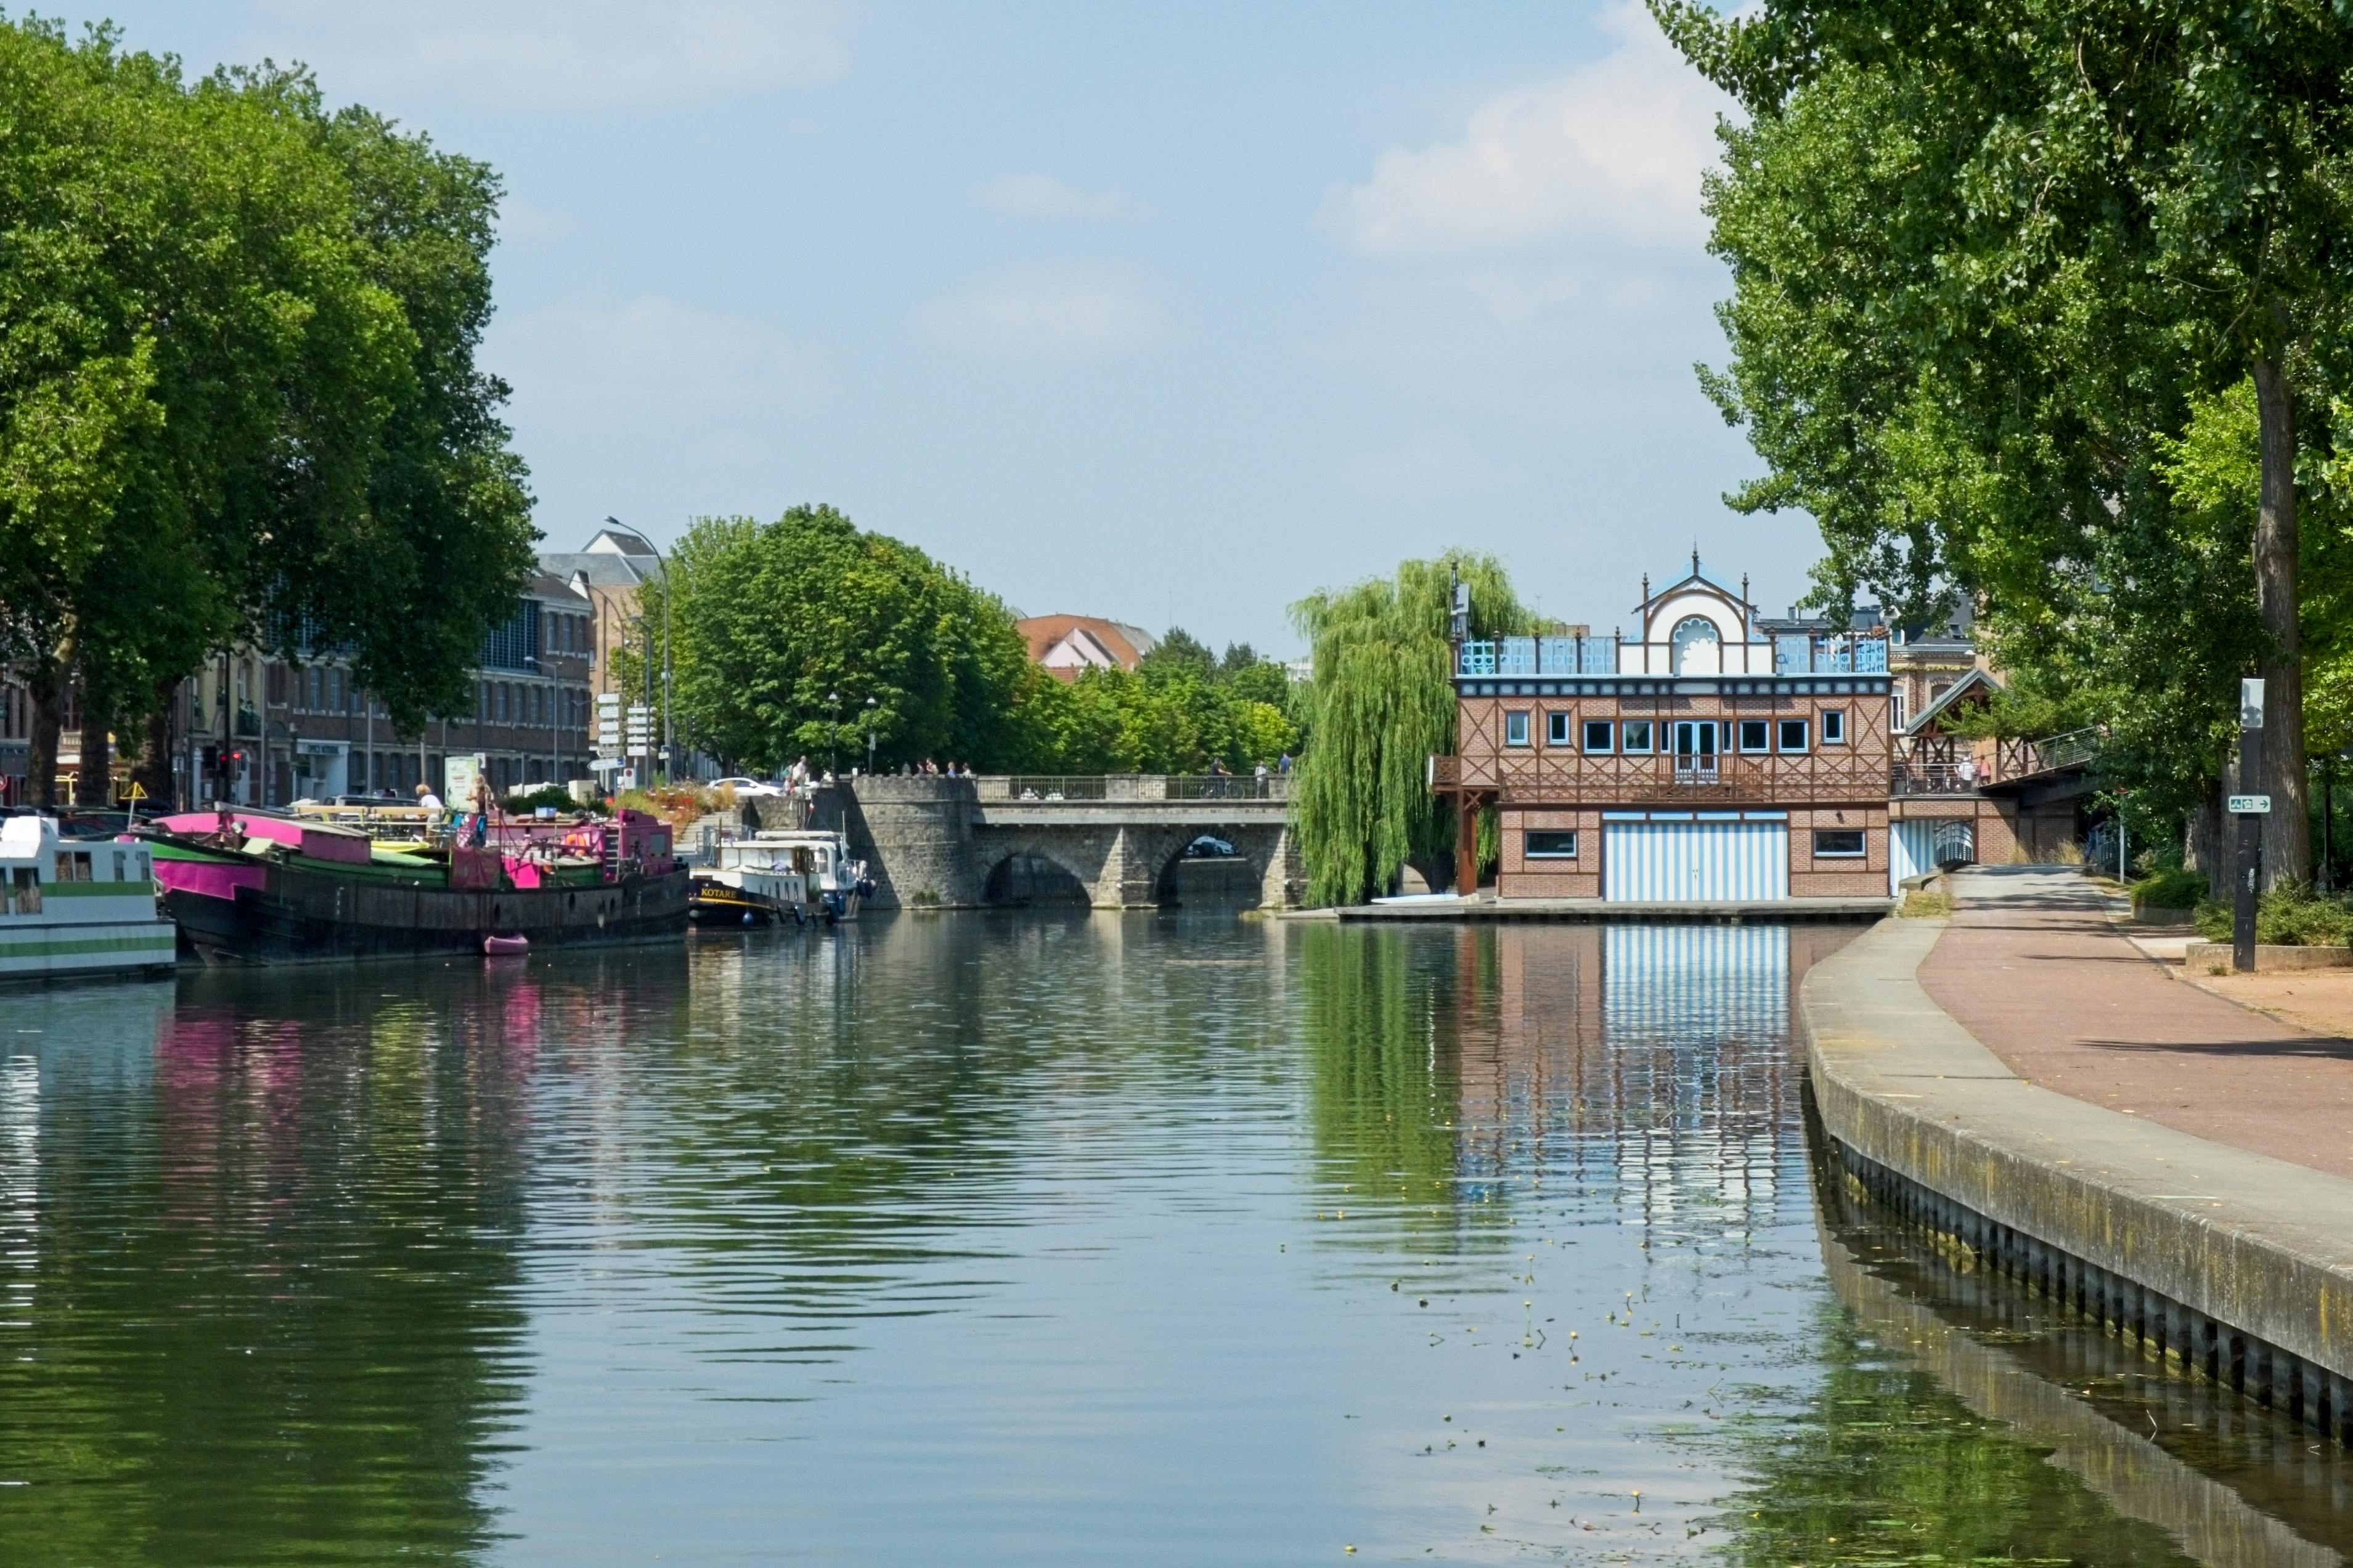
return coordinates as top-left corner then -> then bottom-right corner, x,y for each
1438,560 -> 1894,903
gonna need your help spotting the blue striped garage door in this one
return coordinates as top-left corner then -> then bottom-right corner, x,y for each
1602,818 -> 1789,901
1890,820 -> 1938,894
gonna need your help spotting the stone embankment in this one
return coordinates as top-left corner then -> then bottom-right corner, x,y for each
1803,867 -> 2353,1441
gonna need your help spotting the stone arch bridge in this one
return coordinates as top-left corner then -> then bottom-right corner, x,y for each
810,775 -> 1301,909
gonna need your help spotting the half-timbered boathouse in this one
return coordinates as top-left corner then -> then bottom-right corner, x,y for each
1433,559 -> 1896,902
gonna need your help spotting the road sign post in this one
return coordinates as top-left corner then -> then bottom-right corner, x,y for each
2235,676 -> 2265,972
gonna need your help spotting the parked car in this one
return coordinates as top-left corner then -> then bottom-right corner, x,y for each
712,777 -> 786,798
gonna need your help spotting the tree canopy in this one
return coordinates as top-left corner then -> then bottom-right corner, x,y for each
630,506 -> 1032,774
0,17 -> 534,801
1289,552 -> 1532,907
637,506 -> 1301,778
1658,0 -> 2353,883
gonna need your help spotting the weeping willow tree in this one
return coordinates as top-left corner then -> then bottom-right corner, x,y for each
1289,552 -> 1534,906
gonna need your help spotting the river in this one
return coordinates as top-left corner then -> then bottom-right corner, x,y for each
0,914 -> 2347,1564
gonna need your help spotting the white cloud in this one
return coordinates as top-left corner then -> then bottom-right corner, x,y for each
1318,2 -> 1734,258
974,174 -> 1138,220
247,0 -> 852,113
915,267 -> 1169,360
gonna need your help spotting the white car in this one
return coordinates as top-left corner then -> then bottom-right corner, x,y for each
712,776 -> 786,798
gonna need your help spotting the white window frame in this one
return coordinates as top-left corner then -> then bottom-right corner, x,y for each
1546,710 -> 1572,747
1777,718 -> 1809,754
1524,830 -> 1578,859
1812,828 -> 1867,859
1621,719 -> 1654,754
1504,710 -> 1530,747
1581,718 -> 1614,755
1821,708 -> 1846,745
1738,718 -> 1771,754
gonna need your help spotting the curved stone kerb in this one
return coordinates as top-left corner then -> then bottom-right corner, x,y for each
1803,917 -> 2353,1382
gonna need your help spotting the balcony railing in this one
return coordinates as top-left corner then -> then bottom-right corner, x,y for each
1456,635 -> 1618,676
1772,633 -> 1888,674
1430,749 -> 1888,806
1890,728 -> 2102,795
1456,632 -> 1888,676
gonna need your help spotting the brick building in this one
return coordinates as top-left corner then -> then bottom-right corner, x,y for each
1433,559 -> 2088,901
1438,559 -> 1894,901
177,573 -> 596,808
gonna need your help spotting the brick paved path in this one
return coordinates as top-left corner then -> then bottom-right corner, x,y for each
1916,866 -> 2353,1180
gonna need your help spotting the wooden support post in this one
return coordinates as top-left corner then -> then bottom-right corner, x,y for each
1455,795 -> 1477,897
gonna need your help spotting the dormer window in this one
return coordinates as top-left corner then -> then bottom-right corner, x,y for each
1670,616 -> 1721,675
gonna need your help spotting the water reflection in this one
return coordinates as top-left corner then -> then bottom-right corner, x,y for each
0,974 -> 534,1566
0,919 -> 2346,1563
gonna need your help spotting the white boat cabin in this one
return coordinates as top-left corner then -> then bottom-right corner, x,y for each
0,816 -> 177,981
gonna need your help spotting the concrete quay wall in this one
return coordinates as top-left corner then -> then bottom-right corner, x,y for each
1803,917 -> 2353,1440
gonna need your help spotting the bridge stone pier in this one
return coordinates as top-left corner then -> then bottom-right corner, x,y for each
810,775 -> 1301,910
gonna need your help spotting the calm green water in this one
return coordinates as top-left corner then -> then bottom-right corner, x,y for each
0,915 -> 2346,1565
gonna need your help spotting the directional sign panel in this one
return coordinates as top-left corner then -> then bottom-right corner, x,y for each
2228,793 -> 2272,814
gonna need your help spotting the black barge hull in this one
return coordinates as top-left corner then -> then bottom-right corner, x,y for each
165,863 -> 691,964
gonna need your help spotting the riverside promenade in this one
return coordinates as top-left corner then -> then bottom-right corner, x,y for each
1803,866 -> 2353,1439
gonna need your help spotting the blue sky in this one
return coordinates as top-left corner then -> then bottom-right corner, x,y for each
52,1 -> 1824,652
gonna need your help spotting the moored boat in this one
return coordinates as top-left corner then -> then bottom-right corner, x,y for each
145,806 -> 687,964
690,827 -> 873,926
0,815 -> 177,984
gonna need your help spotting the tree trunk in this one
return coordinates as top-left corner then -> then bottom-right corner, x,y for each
2188,786 -> 2226,901
73,675 -> 111,808
27,653 -> 63,809
131,674 -> 179,810
2253,355 -> 2310,887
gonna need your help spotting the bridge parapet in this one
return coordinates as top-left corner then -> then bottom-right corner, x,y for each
817,774 -> 1298,909
973,773 -> 1289,804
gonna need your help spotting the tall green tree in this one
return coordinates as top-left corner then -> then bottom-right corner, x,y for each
634,506 -> 1037,774
1660,0 -> 2353,884
1289,552 -> 1531,907
0,20 -> 533,802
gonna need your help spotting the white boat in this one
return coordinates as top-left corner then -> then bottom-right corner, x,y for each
0,816 -> 177,983
689,829 -> 873,925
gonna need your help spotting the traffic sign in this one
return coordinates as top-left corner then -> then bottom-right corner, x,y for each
2228,793 -> 2272,814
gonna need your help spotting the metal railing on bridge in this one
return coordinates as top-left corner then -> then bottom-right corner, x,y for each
974,773 -> 1291,804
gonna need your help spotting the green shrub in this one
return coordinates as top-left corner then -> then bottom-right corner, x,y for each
503,785 -> 584,815
2131,867 -> 2206,915
2192,885 -> 2353,946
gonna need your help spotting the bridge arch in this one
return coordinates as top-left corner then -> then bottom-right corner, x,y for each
1148,824 -> 1293,909
979,846 -> 1094,907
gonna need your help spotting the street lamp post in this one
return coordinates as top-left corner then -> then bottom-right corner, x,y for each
864,696 -> 878,775
828,691 -> 842,776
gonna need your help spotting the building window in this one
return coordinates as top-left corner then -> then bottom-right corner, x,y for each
1582,718 -> 1613,754
1892,689 -> 1908,729
1621,719 -> 1653,754
1525,830 -> 1578,859
1813,829 -> 1867,858
1777,718 -> 1809,753
1504,710 -> 1530,746
1821,708 -> 1846,744
1739,718 -> 1770,753
1547,710 -> 1572,746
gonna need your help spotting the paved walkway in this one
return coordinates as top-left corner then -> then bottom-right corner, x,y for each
1918,866 -> 2353,1180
